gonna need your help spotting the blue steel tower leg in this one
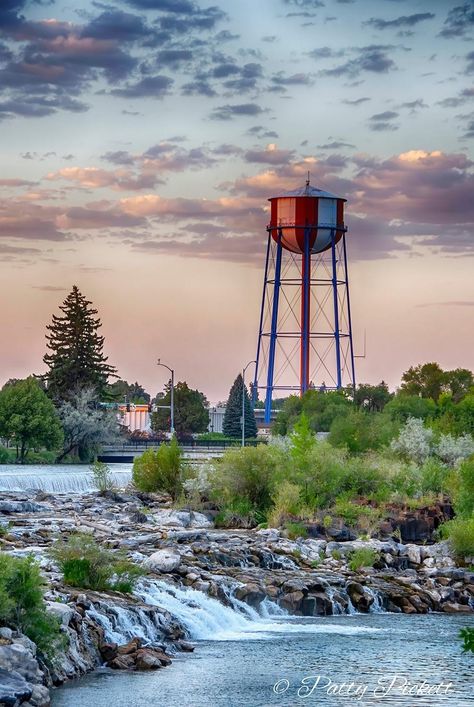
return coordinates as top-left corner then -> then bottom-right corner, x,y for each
331,229 -> 342,389
301,227 -> 311,394
253,232 -> 272,407
342,233 -> 356,392
264,229 -> 283,424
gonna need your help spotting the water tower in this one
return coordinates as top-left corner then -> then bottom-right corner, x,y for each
253,180 -> 356,423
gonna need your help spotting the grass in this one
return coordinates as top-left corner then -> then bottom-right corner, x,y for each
441,517 -> 474,560
51,533 -> 143,593
285,521 -> 308,540
348,548 -> 379,571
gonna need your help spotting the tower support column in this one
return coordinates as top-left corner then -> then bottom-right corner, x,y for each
300,227 -> 311,394
264,229 -> 283,423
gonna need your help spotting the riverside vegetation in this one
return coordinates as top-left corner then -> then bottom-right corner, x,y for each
130,410 -> 474,561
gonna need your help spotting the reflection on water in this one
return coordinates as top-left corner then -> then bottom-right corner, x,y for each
51,614 -> 473,707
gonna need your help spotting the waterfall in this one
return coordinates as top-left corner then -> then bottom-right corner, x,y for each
133,579 -> 384,641
0,464 -> 132,493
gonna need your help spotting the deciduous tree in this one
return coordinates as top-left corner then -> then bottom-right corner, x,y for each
0,377 -> 63,463
151,381 -> 209,436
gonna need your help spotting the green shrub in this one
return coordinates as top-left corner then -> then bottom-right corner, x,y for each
51,533 -> 143,593
211,444 -> 280,512
441,517 -> 474,559
214,498 -> 260,529
348,548 -> 378,571
0,553 -> 65,659
285,521 -> 307,540
0,445 -> 13,463
454,457 -> 474,519
267,481 -> 302,528
90,460 -> 115,494
420,458 -> 449,494
329,411 -> 396,453
132,437 -> 183,499
332,498 -> 371,527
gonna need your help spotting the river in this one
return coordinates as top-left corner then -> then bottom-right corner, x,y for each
0,463 -> 132,493
51,612 -> 472,706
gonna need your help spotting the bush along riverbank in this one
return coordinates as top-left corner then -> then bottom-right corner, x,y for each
0,482 -> 473,706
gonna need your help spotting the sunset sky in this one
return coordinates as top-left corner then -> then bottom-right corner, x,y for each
0,0 -> 473,402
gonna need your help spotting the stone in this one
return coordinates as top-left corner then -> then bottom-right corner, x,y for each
177,641 -> 194,652
46,602 -> 74,627
134,650 -> 162,671
279,590 -> 304,613
405,545 -> 421,566
0,668 -> 32,706
234,583 -> 266,608
30,684 -> 50,707
346,582 -> 374,613
442,602 -> 471,613
117,637 -> 141,655
0,629 -> 13,642
151,510 -> 212,529
107,655 -> 135,670
0,644 -> 42,684
144,550 -> 181,573
0,501 -> 44,514
99,643 -> 118,662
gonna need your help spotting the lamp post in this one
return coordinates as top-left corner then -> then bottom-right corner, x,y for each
242,360 -> 257,447
157,359 -> 175,436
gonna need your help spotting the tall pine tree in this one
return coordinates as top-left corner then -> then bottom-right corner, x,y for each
43,286 -> 116,401
223,374 -> 257,438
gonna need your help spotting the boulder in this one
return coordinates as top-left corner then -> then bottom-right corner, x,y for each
177,641 -> 194,653
405,545 -> 421,566
117,637 -> 141,655
279,590 -> 304,613
99,643 -> 118,663
346,582 -> 374,613
30,684 -> 50,707
233,583 -> 266,608
0,668 -> 32,706
151,510 -> 212,529
134,650 -> 162,671
107,654 -> 135,670
46,602 -> 74,628
144,550 -> 181,573
0,644 -> 42,684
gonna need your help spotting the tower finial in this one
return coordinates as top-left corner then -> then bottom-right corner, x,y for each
306,170 -> 310,187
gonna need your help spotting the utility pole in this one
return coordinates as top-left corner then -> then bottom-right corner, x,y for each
157,359 -> 175,436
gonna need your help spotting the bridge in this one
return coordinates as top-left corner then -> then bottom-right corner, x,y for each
98,439 -> 265,463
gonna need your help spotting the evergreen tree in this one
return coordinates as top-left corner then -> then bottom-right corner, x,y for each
223,374 -> 257,438
43,286 -> 116,401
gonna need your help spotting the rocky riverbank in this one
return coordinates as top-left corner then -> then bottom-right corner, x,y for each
0,488 -> 473,706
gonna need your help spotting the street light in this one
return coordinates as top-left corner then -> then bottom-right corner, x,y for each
157,359 -> 175,436
242,360 -> 257,447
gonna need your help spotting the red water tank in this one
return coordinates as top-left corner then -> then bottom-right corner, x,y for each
268,182 -> 346,254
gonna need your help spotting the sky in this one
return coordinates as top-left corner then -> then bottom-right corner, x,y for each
0,0 -> 473,403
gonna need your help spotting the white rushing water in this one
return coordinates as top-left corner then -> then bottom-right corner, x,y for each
0,464 -> 132,493
133,580 -> 384,642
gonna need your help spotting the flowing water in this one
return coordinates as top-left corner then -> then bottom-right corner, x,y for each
51,579 -> 473,707
0,463 -> 132,493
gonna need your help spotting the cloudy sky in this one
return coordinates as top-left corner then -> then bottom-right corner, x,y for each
0,0 -> 473,401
